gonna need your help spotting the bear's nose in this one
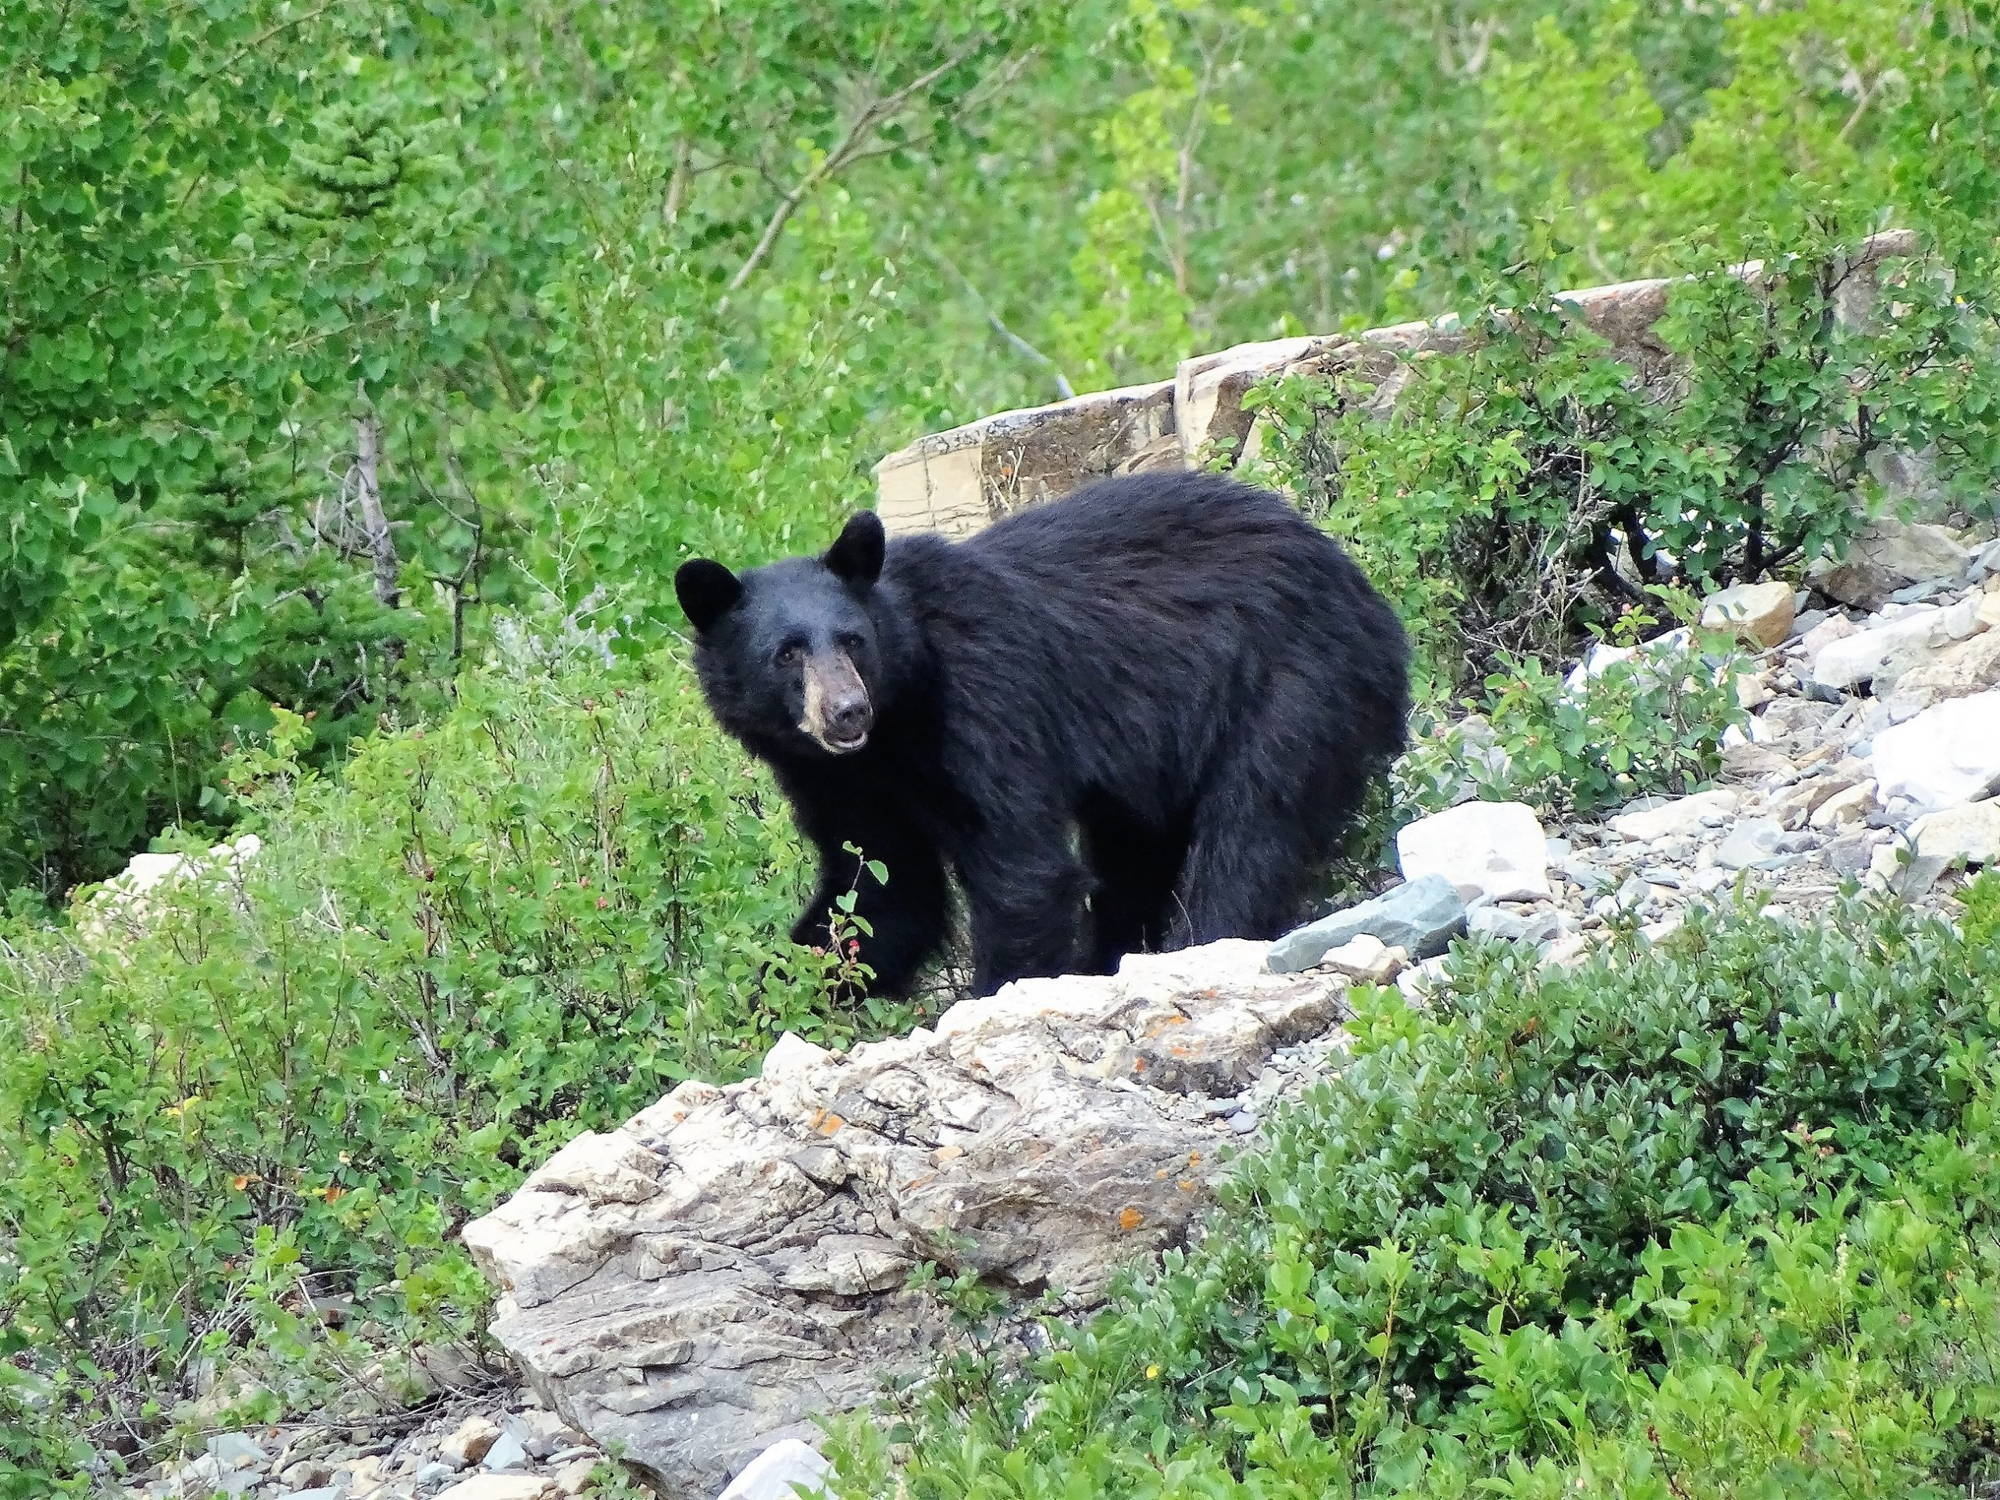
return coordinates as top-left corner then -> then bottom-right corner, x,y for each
829,697 -> 872,738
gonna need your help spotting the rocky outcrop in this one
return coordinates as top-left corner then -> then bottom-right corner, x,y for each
873,230 -> 1921,539
1382,537 -> 2000,956
462,943 -> 1354,1496
873,379 -> 1180,537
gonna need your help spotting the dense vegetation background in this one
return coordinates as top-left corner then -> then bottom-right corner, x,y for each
6,0 -> 2000,1493
10,0 -> 1995,897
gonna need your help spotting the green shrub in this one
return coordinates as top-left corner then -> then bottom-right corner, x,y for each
832,879 -> 2000,1497
1247,231 -> 2000,696
0,643 -> 920,1470
1316,596 -> 1744,907
1397,598 -> 1746,821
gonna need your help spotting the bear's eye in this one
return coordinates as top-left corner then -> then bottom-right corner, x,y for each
836,632 -> 864,654
775,643 -> 804,667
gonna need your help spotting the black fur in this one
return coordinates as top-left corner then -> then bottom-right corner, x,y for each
674,471 -> 1411,999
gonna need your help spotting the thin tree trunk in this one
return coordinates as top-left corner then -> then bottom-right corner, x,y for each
354,411 -> 400,609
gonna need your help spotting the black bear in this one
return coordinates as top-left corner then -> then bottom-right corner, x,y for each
674,471 -> 1410,999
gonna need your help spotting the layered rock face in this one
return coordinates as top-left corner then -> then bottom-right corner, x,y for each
462,943 -> 1351,1496
872,230 -> 1920,539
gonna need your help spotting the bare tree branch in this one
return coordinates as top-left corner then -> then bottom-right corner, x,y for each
727,40 -> 990,293
663,137 -> 692,226
932,249 -> 1075,400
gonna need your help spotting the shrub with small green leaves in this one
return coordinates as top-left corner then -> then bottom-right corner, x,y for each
832,879 -> 2000,1498
1247,230 -> 2000,697
1397,600 -> 1746,822
0,643 -> 926,1475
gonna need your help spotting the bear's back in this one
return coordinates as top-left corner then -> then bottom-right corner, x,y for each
963,471 -> 1302,567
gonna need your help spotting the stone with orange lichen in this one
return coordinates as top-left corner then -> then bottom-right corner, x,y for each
464,937 -> 1353,1497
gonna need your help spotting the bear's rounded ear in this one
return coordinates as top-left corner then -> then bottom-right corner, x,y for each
674,558 -> 743,634
823,511 -> 885,589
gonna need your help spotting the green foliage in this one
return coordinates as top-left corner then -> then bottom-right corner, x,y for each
12,0 -> 2000,1485
0,0 -> 1073,896
0,644 -> 915,1470
831,882 -> 2000,1497
1246,230 -> 2000,695
14,0 -> 1994,895
1484,1 -> 1921,279
1318,601 -> 1744,907
1401,603 -> 1746,820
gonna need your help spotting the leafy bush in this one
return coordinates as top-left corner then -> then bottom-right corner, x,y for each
831,880 -> 2000,1497
1317,605 -> 1744,909
1398,602 -> 1746,821
1246,231 -> 2000,694
0,642 -> 922,1469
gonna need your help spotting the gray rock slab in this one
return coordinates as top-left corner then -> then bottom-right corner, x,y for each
1266,875 -> 1467,973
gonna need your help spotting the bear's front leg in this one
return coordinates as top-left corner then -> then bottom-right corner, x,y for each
789,817 -> 949,1000
957,827 -> 1090,996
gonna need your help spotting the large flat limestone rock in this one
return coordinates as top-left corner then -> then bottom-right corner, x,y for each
463,941 -> 1351,1495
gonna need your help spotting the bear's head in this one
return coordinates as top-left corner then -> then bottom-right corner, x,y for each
675,511 -> 890,757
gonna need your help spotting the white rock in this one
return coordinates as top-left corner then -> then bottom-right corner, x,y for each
1396,801 -> 1551,902
1910,799 -> 2000,865
1719,717 -> 1773,749
207,1434 -> 268,1469
1539,934 -> 1593,969
514,1408 -> 583,1460
1880,631 -> 2000,720
1866,838 -> 1915,890
435,1477 -> 556,1500
171,1456 -> 229,1499
1935,594 -> 1987,642
1701,580 -> 1795,649
482,1431 -> 529,1472
1715,817 -> 1786,870
1811,518 -> 1974,609
1562,629 -> 1694,693
716,1439 -> 832,1500
1808,781 -> 1877,831
1735,670 -> 1776,710
759,1031 -> 831,1081
1798,613 -> 1858,663
440,1417 -> 502,1470
1315,934 -> 1408,984
1639,913 -> 1686,947
1808,607 -> 1939,690
1467,905 -> 1566,945
1395,955 -> 1454,1002
341,1456 -> 393,1500
1766,769 -> 1865,831
1607,789 -> 1738,842
1720,742 -> 1795,784
1871,691 -> 2000,812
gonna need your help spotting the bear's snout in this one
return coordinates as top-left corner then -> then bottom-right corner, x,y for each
800,650 -> 873,754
